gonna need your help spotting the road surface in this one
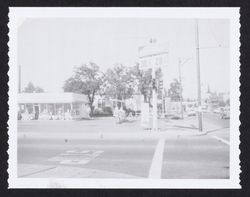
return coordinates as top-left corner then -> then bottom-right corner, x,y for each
17,113 -> 230,179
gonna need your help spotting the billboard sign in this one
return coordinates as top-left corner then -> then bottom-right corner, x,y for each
138,43 -> 168,70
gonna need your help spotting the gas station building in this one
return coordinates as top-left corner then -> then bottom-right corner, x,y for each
18,93 -> 90,120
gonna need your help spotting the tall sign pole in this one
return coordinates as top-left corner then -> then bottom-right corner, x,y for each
138,39 -> 168,131
178,58 -> 184,119
195,19 -> 203,132
178,57 -> 191,119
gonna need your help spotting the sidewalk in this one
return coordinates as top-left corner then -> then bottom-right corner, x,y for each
18,125 -> 206,142
162,116 -> 228,132
18,164 -> 141,179
18,115 -> 229,141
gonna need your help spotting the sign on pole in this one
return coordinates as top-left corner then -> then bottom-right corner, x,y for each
138,41 -> 168,131
138,43 -> 168,71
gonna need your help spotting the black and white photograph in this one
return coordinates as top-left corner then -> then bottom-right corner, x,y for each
8,7 -> 240,188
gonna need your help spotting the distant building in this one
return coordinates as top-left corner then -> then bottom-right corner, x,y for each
205,92 -> 229,112
93,95 -> 142,112
183,100 -> 197,112
218,92 -> 230,104
18,93 -> 89,120
164,97 -> 181,115
93,95 -> 113,109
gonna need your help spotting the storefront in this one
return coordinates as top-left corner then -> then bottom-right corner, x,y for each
18,93 -> 90,120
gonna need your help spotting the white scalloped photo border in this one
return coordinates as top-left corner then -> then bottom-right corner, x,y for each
8,7 -> 240,189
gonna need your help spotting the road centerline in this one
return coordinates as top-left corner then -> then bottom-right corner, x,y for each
148,138 -> 165,179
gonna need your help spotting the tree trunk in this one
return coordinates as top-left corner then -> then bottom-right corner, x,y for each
87,91 -> 96,117
90,105 -> 94,117
87,94 -> 92,116
143,94 -> 147,103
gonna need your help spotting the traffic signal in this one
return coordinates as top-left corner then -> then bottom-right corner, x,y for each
158,80 -> 163,91
152,79 -> 157,90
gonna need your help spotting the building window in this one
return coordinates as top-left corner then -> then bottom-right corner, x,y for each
40,104 -> 47,113
56,104 -> 64,115
72,103 -> 80,115
64,103 -> 71,113
26,104 -> 33,114
48,104 -> 55,115
20,104 -> 25,113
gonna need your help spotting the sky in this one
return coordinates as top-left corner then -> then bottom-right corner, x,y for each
18,18 -> 230,99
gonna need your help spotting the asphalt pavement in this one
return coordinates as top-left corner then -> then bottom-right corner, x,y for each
17,112 -> 230,179
162,135 -> 229,179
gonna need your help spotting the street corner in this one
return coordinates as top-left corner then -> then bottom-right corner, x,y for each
156,127 -> 207,139
18,164 -> 57,177
177,130 -> 208,138
11,10 -> 237,187
18,164 -> 142,179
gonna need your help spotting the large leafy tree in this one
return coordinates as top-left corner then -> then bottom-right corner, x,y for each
130,64 -> 163,103
129,64 -> 152,103
23,82 -> 44,93
63,62 -> 103,116
168,78 -> 181,102
103,64 -> 136,102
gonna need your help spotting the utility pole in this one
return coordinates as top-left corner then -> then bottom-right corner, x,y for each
150,38 -> 158,131
195,19 -> 203,132
178,57 -> 191,119
178,58 -> 184,119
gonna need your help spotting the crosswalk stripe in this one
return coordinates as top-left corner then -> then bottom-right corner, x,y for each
148,138 -> 165,179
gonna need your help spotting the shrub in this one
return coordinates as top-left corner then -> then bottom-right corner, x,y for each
103,106 -> 113,115
92,107 -> 113,117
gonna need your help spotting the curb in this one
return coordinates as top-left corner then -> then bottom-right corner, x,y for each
18,164 -> 141,179
18,129 -> 208,141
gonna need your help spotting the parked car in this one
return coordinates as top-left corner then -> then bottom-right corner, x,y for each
17,111 -> 22,120
213,108 -> 222,114
221,107 -> 230,119
135,110 -> 141,116
201,105 -> 208,113
170,114 -> 182,119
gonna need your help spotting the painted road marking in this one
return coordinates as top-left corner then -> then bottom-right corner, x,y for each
148,138 -> 165,179
48,150 -> 104,165
60,159 -> 91,165
211,136 -> 230,145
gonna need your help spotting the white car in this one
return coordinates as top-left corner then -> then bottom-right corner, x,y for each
221,107 -> 230,119
187,110 -> 196,116
213,108 -> 221,114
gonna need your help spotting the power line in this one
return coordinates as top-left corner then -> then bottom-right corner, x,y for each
206,22 -> 229,50
208,22 -> 221,47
